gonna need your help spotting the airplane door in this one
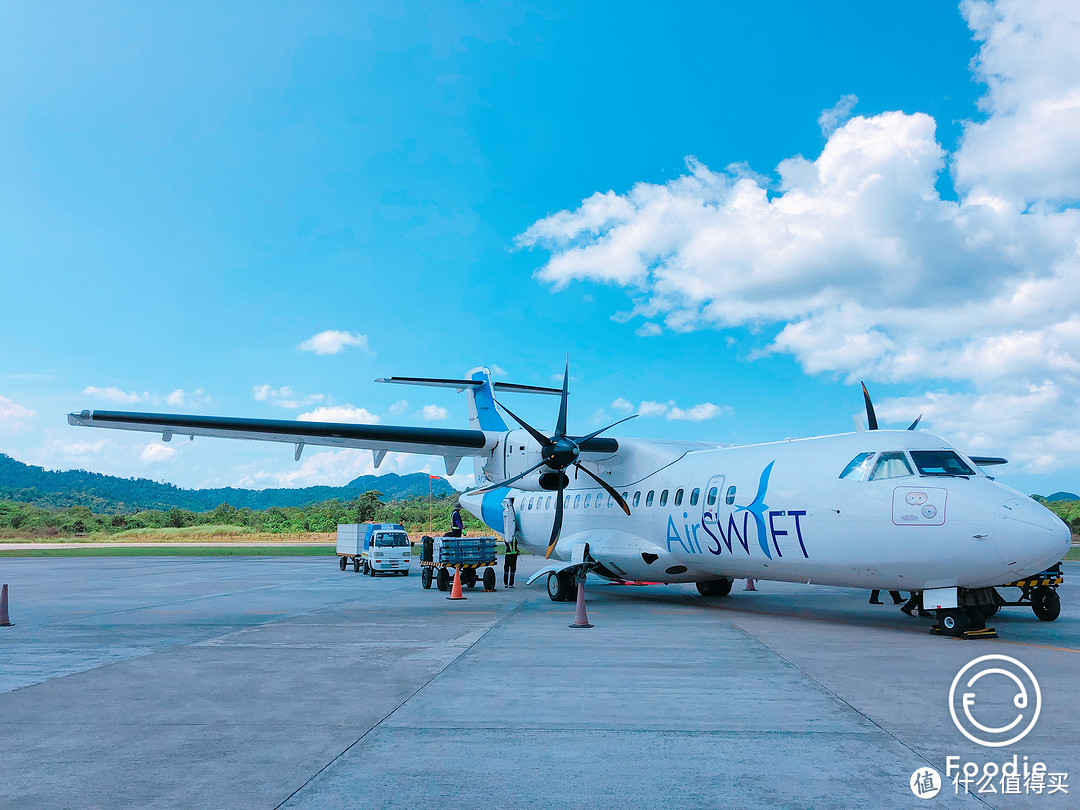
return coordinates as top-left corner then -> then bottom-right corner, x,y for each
502,497 -> 518,542
701,474 -> 726,527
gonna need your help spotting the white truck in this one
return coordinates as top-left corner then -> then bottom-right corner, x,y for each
336,523 -> 412,576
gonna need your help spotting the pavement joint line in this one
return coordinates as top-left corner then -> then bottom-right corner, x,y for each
273,590 -> 536,809
0,577 -> 410,697
727,619 -> 996,809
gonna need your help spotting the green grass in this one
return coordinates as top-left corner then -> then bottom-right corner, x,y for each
0,545 -> 336,558
1065,546 -> 1080,561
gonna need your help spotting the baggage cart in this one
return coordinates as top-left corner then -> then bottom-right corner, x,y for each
420,535 -> 498,592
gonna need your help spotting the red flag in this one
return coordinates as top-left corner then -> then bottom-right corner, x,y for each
429,475 -> 440,480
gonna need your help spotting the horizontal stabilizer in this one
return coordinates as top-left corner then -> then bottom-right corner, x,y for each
68,410 -> 498,457
376,376 -> 560,396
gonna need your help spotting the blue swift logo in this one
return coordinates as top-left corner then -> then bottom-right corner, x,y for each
736,461 -> 774,558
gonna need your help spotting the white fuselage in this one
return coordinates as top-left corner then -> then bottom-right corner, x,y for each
460,430 -> 1070,591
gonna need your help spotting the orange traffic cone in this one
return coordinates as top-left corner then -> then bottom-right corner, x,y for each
744,578 -> 757,591
447,566 -> 467,600
0,584 -> 12,627
569,580 -> 593,628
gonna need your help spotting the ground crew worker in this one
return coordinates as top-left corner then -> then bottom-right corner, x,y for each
503,498 -> 519,588
450,503 -> 464,537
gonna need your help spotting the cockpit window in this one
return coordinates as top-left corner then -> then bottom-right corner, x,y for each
869,452 -> 914,481
910,451 -> 976,477
839,452 -> 874,481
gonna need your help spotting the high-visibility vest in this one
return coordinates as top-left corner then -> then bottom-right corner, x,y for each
505,536 -> 519,555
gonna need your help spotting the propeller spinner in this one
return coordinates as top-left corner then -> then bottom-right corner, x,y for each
471,361 -> 633,558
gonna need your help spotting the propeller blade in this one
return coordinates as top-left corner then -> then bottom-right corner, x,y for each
573,462 -> 631,516
907,414 -> 922,431
861,382 -> 878,431
574,414 -> 638,446
555,358 -> 569,438
546,485 -> 564,559
467,459 -> 549,495
493,398 -> 552,448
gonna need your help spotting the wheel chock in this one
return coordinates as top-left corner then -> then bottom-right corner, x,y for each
929,624 -> 998,639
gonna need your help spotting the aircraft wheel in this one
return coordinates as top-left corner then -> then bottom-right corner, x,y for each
437,568 -> 450,592
464,570 -> 477,589
547,571 -> 573,602
339,556 -> 347,571
354,559 -> 361,573
1032,587 -> 1061,621
483,568 -> 496,591
696,578 -> 733,598
979,604 -> 999,620
938,609 -> 970,637
421,567 -> 432,589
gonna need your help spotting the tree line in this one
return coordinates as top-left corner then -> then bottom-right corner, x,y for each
0,493 -> 487,538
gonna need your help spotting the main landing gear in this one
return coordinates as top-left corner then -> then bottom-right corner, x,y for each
696,578 -> 734,598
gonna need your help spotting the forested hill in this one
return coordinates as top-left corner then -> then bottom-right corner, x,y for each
0,453 -> 456,512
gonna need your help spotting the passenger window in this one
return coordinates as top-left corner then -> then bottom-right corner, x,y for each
659,490 -> 668,506
583,494 -> 591,508
564,495 -> 570,508
646,491 -> 654,507
546,497 -> 552,510
528,498 -> 534,510
574,494 -> 581,509
869,451 -> 915,480
839,452 -> 874,481
674,489 -> 684,506
632,491 -> 641,508
596,495 -> 602,508
690,488 -> 700,506
607,495 -> 614,508
725,486 -> 736,505
707,487 -> 717,506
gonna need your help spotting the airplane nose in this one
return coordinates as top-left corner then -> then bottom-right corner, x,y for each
994,497 -> 1072,575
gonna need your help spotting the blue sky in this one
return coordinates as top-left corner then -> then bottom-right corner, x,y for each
2,1 -> 1078,497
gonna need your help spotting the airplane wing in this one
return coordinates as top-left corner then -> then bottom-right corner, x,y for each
67,409 -> 499,475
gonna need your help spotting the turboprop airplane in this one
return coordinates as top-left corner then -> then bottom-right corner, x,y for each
67,364 -> 1070,638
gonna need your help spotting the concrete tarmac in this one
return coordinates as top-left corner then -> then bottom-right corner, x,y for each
0,555 -> 1076,808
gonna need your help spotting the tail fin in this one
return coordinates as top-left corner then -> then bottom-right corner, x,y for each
465,367 -> 508,433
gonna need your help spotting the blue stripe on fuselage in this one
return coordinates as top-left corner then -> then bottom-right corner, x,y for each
481,487 -> 510,531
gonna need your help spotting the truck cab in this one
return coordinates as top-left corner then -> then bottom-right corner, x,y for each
336,523 -> 412,576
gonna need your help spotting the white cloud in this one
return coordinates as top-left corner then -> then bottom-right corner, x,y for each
611,397 -> 634,414
667,403 -> 725,422
298,406 -> 380,424
165,388 -> 208,408
0,395 -> 37,433
253,384 -> 325,409
519,0 -> 1080,473
954,0 -> 1080,203
62,439 -> 108,456
140,443 -> 177,463
389,399 -> 409,415
422,404 -> 450,421
818,94 -> 858,135
635,322 -> 662,337
637,401 -> 669,418
83,386 -> 147,404
297,330 -> 371,355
